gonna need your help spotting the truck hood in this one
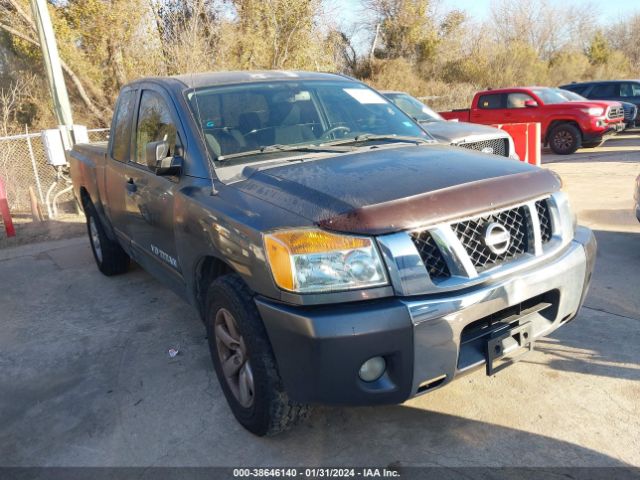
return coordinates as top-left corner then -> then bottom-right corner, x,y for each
235,144 -> 560,235
549,101 -> 617,110
420,120 -> 508,144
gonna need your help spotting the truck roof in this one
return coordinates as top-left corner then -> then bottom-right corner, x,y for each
128,71 -> 351,90
561,80 -> 640,86
475,86 -> 549,94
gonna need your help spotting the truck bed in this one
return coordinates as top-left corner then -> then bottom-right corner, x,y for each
67,142 -> 108,211
440,109 -> 471,122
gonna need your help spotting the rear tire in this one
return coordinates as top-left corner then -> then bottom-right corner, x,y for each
206,274 -> 310,436
84,201 -> 130,276
549,124 -> 581,155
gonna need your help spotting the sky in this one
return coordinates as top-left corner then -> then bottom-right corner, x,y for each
439,0 -> 640,23
332,0 -> 640,54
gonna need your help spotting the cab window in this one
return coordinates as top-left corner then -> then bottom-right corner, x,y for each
135,90 -> 177,167
110,90 -> 136,162
477,94 -> 504,109
507,92 -> 535,108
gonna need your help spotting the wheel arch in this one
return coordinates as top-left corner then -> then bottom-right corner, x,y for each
545,120 -> 582,145
194,255 -> 236,321
79,186 -> 92,210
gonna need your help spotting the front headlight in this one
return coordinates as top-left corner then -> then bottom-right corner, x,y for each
582,107 -> 604,116
263,229 -> 388,293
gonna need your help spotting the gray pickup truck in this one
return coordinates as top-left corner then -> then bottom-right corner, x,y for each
381,90 -> 519,160
68,71 -> 596,436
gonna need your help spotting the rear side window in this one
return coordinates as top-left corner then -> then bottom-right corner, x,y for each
111,90 -> 136,162
478,94 -> 504,109
135,90 -> 177,167
590,84 -> 617,98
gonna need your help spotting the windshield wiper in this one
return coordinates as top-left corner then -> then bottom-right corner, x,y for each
354,134 -> 433,144
217,144 -> 349,162
320,134 -> 434,147
216,135 -> 431,162
261,143 -> 352,153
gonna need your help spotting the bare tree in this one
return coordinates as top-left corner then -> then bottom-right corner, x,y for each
490,0 -> 598,60
0,0 -> 110,119
609,14 -> 640,72
0,74 -> 37,135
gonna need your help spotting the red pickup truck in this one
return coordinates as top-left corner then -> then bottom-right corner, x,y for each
440,87 -> 625,154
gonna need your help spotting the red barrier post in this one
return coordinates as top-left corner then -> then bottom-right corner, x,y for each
492,122 -> 541,166
0,177 -> 16,238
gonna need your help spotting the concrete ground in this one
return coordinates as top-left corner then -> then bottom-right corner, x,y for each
0,133 -> 639,468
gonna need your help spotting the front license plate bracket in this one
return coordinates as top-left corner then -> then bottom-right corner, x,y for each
486,322 -> 535,376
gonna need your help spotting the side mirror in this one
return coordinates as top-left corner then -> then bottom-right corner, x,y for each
524,100 -> 539,108
145,140 -> 182,176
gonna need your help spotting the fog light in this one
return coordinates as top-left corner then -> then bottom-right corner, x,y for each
358,356 -> 386,382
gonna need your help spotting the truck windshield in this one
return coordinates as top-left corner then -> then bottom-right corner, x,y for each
531,88 -> 572,105
383,93 -> 444,123
186,80 -> 428,178
555,89 -> 587,102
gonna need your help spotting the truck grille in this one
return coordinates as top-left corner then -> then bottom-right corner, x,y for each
409,199 -> 556,280
451,206 -> 530,272
608,106 -> 624,120
536,199 -> 553,243
410,231 -> 451,279
456,138 -> 509,157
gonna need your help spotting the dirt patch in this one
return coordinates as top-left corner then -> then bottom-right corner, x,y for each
0,213 -> 86,249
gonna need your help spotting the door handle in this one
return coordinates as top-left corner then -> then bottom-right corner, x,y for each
126,178 -> 137,194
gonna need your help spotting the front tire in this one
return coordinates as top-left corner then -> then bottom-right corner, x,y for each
85,201 -> 130,276
549,124 -> 581,155
206,274 -> 309,436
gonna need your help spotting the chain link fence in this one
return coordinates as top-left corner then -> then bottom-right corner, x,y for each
0,128 -> 109,217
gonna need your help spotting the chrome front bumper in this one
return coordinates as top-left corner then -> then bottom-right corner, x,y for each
258,227 -> 596,406
403,226 -> 596,396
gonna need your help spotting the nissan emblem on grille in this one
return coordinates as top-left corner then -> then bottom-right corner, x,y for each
482,222 -> 511,255
481,147 -> 495,154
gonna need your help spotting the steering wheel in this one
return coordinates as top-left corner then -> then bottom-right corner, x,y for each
320,126 -> 351,140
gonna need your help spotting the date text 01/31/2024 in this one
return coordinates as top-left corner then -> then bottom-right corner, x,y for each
232,468 -> 401,478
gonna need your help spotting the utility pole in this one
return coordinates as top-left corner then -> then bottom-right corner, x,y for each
369,23 -> 380,64
29,0 -> 73,143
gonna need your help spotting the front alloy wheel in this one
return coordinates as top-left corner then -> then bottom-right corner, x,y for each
554,131 -> 573,151
205,274 -> 309,436
549,124 -> 581,155
214,308 -> 255,408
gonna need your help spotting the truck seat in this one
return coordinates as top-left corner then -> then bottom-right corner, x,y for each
204,128 -> 246,157
271,104 -> 315,145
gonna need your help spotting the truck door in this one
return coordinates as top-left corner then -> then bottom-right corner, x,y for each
103,89 -> 137,249
504,92 -> 539,124
124,88 -> 184,290
619,82 -> 640,107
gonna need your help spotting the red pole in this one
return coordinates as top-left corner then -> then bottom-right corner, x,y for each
0,177 -> 16,238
